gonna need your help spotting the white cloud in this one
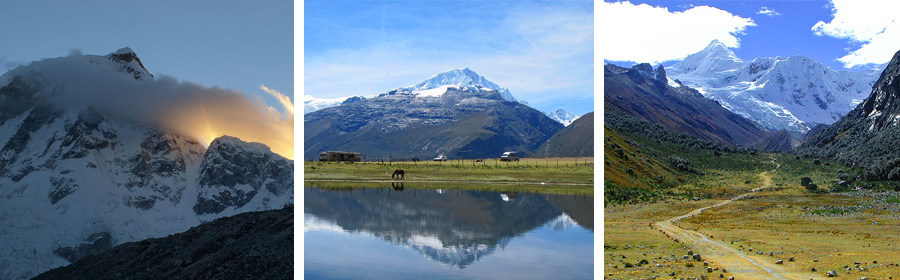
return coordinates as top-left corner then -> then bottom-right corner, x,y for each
812,0 -> 900,67
259,84 -> 294,116
600,1 -> 755,64
756,7 -> 781,17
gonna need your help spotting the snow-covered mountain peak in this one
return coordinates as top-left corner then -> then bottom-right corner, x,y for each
546,109 -> 580,126
671,40 -> 743,77
397,67 -> 519,103
667,42 -> 881,133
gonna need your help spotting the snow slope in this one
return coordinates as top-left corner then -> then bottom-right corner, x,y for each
667,40 -> 881,132
545,109 -> 580,126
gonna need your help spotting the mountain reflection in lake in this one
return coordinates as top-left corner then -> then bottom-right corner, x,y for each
304,185 -> 593,280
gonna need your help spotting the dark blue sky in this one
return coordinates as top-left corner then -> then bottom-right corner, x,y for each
0,0 -> 292,111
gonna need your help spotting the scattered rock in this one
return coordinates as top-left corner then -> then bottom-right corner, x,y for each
801,177 -> 812,186
775,260 -> 783,265
811,267 -> 817,272
826,270 -> 837,277
692,254 -> 702,261
788,256 -> 794,262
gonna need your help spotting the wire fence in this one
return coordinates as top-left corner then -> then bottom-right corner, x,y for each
307,155 -> 594,168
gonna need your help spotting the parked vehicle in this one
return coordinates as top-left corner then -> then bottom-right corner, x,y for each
500,151 -> 519,161
434,155 -> 448,161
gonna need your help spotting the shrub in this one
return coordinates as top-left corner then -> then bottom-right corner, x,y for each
624,262 -> 634,268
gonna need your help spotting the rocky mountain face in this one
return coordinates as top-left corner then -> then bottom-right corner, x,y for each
535,112 -> 593,157
0,49 -> 292,279
798,48 -> 900,180
751,129 -> 800,152
667,40 -> 881,133
546,109 -> 580,126
605,63 -> 768,147
304,68 -> 562,159
34,206 -> 292,280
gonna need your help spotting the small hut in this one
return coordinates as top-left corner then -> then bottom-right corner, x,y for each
319,151 -> 362,162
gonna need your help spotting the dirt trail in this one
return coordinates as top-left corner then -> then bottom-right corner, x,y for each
654,160 -> 821,280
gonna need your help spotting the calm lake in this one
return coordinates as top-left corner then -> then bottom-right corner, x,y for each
304,184 -> 594,280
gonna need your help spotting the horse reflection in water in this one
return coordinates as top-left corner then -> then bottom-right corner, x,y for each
391,182 -> 404,192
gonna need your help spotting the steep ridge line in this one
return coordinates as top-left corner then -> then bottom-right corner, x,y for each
653,159 -> 820,279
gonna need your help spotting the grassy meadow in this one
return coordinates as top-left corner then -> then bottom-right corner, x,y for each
303,157 -> 594,195
605,126 -> 900,279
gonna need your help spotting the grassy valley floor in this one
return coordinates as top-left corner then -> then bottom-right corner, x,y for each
304,157 -> 594,195
605,153 -> 900,279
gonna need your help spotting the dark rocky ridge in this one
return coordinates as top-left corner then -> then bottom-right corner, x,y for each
605,63 -> 769,147
534,112 -> 593,157
798,48 -> 900,180
752,129 -> 799,152
34,207 -> 293,280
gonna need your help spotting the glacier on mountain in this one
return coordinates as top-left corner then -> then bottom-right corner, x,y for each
667,40 -> 882,132
545,109 -> 580,126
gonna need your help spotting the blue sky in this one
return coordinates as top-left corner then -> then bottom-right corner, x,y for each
601,1 -> 900,71
0,0 -> 293,113
305,0 -> 594,116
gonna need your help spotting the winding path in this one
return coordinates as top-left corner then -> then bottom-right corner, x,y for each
653,160 -> 820,279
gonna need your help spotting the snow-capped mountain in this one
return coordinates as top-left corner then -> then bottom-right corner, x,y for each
303,67 -> 525,115
546,109 -> 579,126
305,68 -> 560,159
395,67 -> 521,103
0,48 -> 292,279
667,40 -> 881,132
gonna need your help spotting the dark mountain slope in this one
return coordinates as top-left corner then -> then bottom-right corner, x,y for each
752,129 -> 799,152
605,63 -> 769,147
304,88 -> 562,159
534,112 -> 593,157
798,48 -> 900,180
34,207 -> 292,280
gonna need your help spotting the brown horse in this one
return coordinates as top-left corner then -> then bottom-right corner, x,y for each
392,169 -> 405,180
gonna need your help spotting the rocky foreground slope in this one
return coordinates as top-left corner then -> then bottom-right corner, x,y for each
34,207 -> 293,280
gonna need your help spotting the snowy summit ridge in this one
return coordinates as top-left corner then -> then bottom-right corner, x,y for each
667,40 -> 881,132
304,68 -> 525,114
386,67 -> 520,104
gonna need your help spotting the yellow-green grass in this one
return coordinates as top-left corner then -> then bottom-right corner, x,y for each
304,157 -> 593,195
605,200 -> 737,279
606,150 -> 900,279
